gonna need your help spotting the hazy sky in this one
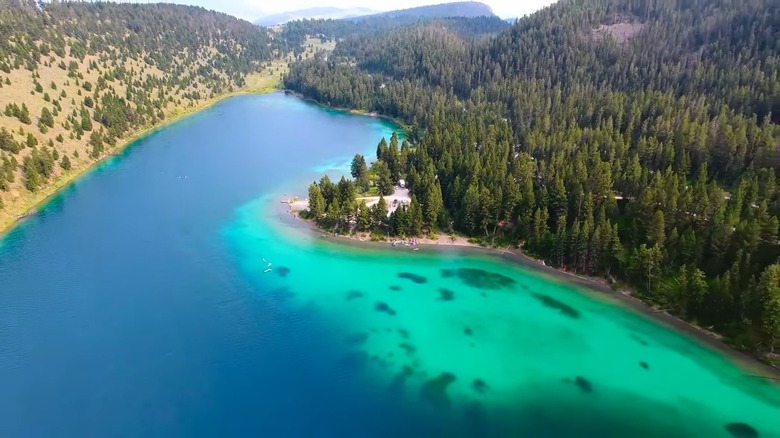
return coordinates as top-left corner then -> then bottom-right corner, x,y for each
147,0 -> 558,21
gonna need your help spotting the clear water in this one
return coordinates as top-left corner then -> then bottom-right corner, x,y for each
1,93 -> 778,437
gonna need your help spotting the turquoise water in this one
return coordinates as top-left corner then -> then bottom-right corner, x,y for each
1,93 -> 778,436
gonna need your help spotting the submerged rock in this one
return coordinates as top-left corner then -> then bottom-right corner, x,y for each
398,329 -> 410,339
630,333 -> 649,346
531,293 -> 581,319
398,342 -> 416,355
472,378 -> 488,394
725,422 -> 759,438
398,272 -> 427,284
375,301 -> 396,316
439,288 -> 455,301
464,327 -> 473,336
441,269 -> 454,278
454,268 -> 515,290
276,266 -> 291,277
370,354 -> 391,368
346,290 -> 364,300
389,285 -> 402,291
639,361 -> 649,370
574,376 -> 593,393
344,332 -> 368,346
420,372 -> 457,409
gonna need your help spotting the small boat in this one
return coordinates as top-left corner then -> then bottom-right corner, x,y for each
413,248 -> 420,251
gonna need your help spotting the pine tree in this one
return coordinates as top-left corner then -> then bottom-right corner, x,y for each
372,196 -> 388,227
26,133 -> 37,149
39,107 -> 54,128
356,200 -> 371,231
409,196 -> 423,236
22,156 -> 43,191
758,264 -> 780,353
19,103 -> 31,124
373,160 -> 394,196
376,137 -> 388,162
308,182 -> 325,221
648,210 -> 666,248
424,180 -> 443,229
351,153 -> 369,191
0,128 -> 19,153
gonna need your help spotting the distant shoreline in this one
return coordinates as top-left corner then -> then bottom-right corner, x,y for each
281,89 -> 411,133
0,87 -> 279,238
277,198 -> 780,380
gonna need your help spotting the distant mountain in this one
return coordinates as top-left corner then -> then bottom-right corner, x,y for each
360,2 -> 495,20
254,7 -> 377,26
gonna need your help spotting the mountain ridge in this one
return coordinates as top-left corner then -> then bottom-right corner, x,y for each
356,1 -> 494,20
254,6 -> 377,26
256,2 -> 495,27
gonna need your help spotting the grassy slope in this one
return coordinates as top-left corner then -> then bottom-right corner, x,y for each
0,37 -> 335,235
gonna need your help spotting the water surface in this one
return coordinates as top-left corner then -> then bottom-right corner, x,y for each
1,93 -> 778,437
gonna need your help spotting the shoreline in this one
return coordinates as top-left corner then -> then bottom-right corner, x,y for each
0,86 -> 280,238
279,200 -> 780,380
281,89 -> 412,133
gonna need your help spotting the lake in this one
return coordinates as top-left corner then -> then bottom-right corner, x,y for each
1,93 -> 778,437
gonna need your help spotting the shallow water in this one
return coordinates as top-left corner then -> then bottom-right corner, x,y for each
1,93 -> 778,437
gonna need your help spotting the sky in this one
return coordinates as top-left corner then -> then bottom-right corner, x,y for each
139,0 -> 558,21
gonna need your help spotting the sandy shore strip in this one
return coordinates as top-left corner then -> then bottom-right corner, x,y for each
277,195 -> 780,379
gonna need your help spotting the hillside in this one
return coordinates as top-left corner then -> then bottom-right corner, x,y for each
0,1 -> 276,229
254,7 -> 377,27
359,1 -> 494,20
285,0 -> 780,356
279,4 -> 507,53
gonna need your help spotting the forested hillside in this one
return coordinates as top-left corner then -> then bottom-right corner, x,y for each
285,0 -> 780,357
0,0 -> 274,228
279,7 -> 507,54
362,1 -> 494,20
254,6 -> 376,27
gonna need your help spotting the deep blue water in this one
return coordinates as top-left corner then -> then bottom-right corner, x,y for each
0,94 -> 424,437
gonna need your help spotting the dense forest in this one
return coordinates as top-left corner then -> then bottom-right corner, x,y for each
279,13 -> 508,54
0,0 -> 274,226
285,0 -> 780,357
